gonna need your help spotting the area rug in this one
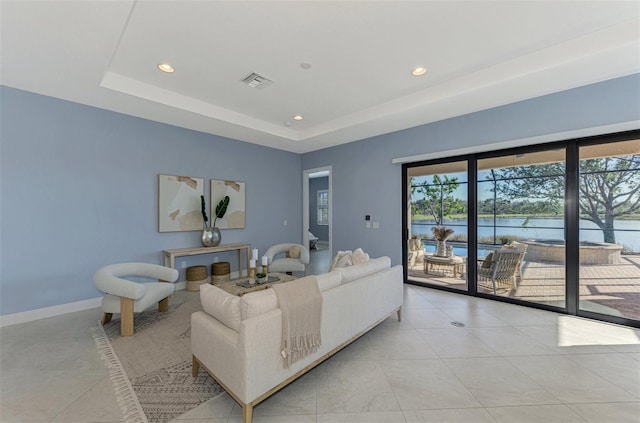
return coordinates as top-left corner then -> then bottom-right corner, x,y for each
92,290 -> 224,423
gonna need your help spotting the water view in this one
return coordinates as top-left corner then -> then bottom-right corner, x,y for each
412,217 -> 640,252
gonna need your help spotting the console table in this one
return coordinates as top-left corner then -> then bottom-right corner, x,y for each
163,243 -> 251,278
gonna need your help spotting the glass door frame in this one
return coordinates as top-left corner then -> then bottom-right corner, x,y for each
573,132 -> 640,326
402,154 -> 476,293
402,129 -> 640,328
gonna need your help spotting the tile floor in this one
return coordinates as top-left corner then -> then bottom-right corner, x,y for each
2,279 -> 639,422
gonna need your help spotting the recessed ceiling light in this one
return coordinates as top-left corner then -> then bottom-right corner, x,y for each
411,66 -> 427,76
158,63 -> 175,73
293,115 -> 304,121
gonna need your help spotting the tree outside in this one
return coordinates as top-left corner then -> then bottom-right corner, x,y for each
491,155 -> 640,244
411,174 -> 466,226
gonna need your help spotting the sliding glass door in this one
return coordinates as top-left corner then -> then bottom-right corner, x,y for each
407,161 -> 469,291
578,139 -> 640,320
477,150 -> 566,307
402,130 -> 639,327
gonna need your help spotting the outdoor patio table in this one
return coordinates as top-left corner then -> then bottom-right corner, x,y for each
423,254 -> 465,278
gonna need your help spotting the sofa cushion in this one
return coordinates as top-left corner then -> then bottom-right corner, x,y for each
241,272 -> 343,320
481,252 -> 494,268
240,289 -> 279,320
335,256 -> 391,283
269,258 -> 306,273
200,284 -> 242,331
316,271 -> 342,292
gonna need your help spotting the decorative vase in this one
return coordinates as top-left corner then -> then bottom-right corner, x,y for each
201,226 -> 221,247
435,240 -> 447,257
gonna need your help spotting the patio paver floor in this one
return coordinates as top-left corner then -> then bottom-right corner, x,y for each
408,254 -> 640,321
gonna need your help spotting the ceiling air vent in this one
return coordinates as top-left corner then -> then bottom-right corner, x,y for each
241,72 -> 273,89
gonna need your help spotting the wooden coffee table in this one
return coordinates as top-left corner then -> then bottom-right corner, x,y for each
214,272 -> 296,296
424,254 -> 465,278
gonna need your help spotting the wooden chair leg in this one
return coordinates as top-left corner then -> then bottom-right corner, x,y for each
102,313 -> 113,324
396,306 -> 402,322
120,297 -> 134,337
158,296 -> 169,312
192,355 -> 200,377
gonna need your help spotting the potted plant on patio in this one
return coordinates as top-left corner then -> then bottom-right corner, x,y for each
432,226 -> 454,257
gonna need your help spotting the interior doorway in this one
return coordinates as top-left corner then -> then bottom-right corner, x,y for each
303,166 -> 332,274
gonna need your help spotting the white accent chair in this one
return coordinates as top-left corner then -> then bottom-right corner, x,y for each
265,243 -> 310,275
94,263 -> 179,336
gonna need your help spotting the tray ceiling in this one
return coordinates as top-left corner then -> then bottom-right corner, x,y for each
1,1 -> 638,153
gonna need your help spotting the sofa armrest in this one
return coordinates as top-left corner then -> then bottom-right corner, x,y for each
94,263 -> 179,300
191,311 -> 245,397
94,272 -> 146,300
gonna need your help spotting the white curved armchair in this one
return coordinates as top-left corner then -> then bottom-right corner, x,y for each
265,243 -> 310,275
94,263 -> 179,336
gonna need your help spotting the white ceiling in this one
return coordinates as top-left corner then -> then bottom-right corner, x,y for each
1,1 -> 639,154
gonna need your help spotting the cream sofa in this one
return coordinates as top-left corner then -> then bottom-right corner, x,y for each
191,256 -> 403,423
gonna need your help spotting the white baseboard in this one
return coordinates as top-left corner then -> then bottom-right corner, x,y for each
0,297 -> 103,327
0,274 -> 240,327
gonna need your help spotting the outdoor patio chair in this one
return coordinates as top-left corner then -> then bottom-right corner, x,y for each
501,241 -> 528,282
407,238 -> 424,269
477,250 -> 526,295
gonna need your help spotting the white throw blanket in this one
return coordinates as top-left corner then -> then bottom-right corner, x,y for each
272,276 -> 323,368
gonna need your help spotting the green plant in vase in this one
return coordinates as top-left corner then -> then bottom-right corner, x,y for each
200,195 -> 209,228
200,194 -> 229,247
213,195 -> 230,227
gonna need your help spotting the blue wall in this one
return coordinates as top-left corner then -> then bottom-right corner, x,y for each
2,74 -> 638,315
308,176 -> 329,241
0,87 -> 302,315
302,74 -> 640,265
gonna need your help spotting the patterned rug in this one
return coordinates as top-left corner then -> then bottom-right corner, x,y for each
93,290 -> 224,423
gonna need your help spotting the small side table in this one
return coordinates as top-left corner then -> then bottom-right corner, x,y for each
424,254 -> 465,278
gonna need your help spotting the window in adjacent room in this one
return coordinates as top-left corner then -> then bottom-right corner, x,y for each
317,190 -> 328,225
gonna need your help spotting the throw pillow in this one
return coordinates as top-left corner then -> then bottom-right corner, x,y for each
481,252 -> 494,268
351,248 -> 370,264
288,245 -> 301,258
330,250 -> 353,271
200,284 -> 241,331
